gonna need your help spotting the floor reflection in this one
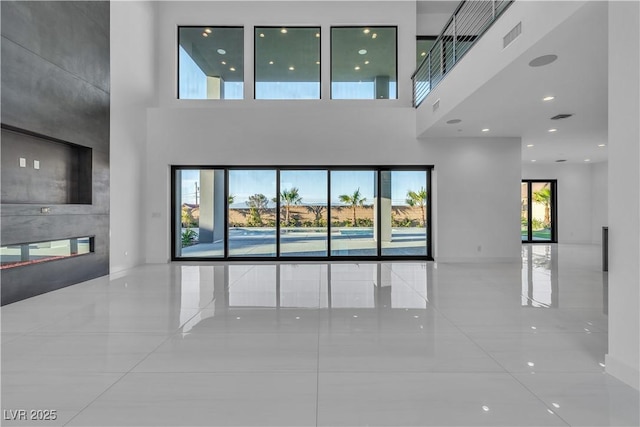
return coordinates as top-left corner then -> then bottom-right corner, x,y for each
521,244 -> 559,308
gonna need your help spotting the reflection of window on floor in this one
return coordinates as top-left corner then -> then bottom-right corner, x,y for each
172,166 -> 431,260
521,245 -> 558,308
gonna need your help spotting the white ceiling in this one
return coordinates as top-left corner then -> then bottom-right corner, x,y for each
421,1 -> 609,164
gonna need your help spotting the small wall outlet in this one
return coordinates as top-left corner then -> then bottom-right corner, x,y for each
34,160 -> 40,169
19,158 -> 26,167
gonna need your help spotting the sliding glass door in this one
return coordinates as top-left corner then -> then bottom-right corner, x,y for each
521,180 -> 557,243
172,166 -> 432,260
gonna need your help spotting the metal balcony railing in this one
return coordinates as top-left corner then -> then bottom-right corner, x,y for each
412,0 -> 514,108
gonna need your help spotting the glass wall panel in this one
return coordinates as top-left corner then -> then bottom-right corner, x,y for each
330,171 -> 376,256
175,169 -> 226,258
0,237 -> 93,269
279,170 -> 328,256
178,27 -> 244,99
255,27 -> 320,99
228,170 -> 277,257
416,37 -> 436,66
381,170 -> 428,256
331,27 -> 397,99
521,182 -> 529,241
530,182 -> 553,242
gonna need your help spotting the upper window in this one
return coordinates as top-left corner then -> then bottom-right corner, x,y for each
416,36 -> 436,67
255,27 -> 321,99
331,27 -> 397,99
178,26 -> 244,99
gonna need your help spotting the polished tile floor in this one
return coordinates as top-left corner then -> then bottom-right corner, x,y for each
1,244 -> 638,426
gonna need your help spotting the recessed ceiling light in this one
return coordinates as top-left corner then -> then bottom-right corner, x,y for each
548,128 -> 557,132
527,144 -> 534,147
531,159 -> 537,162
363,28 -> 370,34
259,33 -> 265,38
482,128 -> 490,132
358,49 -> 367,55
268,60 -> 274,65
584,159 -> 591,162
529,54 -> 558,67
598,144 -> 606,147
221,61 -> 226,65
315,61 -> 320,65
364,60 -> 370,65
202,32 -> 209,37
421,51 -> 426,56
354,66 -> 360,70
288,66 -> 295,71
446,119 -> 462,124
372,33 -> 378,39
281,28 -> 288,34
482,406 -> 490,412
229,67 -> 236,71
217,48 -> 226,55
315,33 -> 320,38
204,28 -> 212,34
543,96 -> 555,101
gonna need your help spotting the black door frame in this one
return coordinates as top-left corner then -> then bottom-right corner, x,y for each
521,179 -> 557,243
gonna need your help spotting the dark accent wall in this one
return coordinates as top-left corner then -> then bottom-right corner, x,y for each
1,1 -> 110,305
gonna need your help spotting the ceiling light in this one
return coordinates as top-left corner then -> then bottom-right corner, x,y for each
584,159 -> 591,162
288,66 -> 295,71
529,54 -> 558,67
482,406 -> 490,412
527,362 -> 535,367
269,60 -> 274,65
354,66 -> 360,70
531,159 -> 537,162
229,67 -> 236,71
259,33 -> 265,38
482,128 -> 490,132
358,49 -> 367,55
221,61 -> 226,65
202,32 -> 209,37
364,60 -> 369,64
548,128 -> 557,132
527,144 -> 534,147
543,96 -> 555,101
372,33 -> 377,39
552,403 -> 560,409
281,28 -> 287,34
315,61 -> 320,65
598,144 -> 606,147
217,49 -> 226,55
421,51 -> 426,56
204,28 -> 212,34
315,33 -> 320,38
363,28 -> 370,34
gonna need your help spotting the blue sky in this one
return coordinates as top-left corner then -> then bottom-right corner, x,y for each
181,170 -> 426,207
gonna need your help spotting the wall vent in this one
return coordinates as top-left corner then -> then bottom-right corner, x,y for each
503,22 -> 522,48
432,99 -> 440,112
555,159 -> 567,163
551,114 -> 573,120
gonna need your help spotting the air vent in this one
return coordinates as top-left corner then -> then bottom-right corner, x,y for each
555,159 -> 567,163
433,99 -> 440,113
503,22 -> 522,48
551,114 -> 573,120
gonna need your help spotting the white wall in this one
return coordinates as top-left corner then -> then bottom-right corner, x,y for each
110,1 -> 158,273
606,1 -> 639,390
522,162 -> 606,245
590,161 -> 608,244
417,12 -> 451,36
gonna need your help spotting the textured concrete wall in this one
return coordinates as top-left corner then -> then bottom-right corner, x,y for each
1,1 -> 110,305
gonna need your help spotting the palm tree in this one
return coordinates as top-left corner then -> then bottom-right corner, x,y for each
246,193 -> 269,226
406,187 -> 427,226
278,187 -> 302,225
339,188 -> 367,226
532,186 -> 551,227
306,205 -> 325,227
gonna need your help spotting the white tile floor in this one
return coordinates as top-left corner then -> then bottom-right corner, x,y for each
1,244 -> 638,426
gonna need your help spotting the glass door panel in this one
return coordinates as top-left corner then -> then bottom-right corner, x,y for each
530,182 -> 553,241
521,182 -> 529,241
381,170 -> 428,256
330,170 -> 376,256
279,170 -> 328,257
175,169 -> 226,258
228,170 -> 277,257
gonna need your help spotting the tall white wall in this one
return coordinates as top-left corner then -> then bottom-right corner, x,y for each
522,162 -> 605,244
132,0 -> 522,265
590,161 -> 608,244
110,1 -> 158,273
606,1 -> 639,390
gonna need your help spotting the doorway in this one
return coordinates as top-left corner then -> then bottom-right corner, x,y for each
521,180 -> 557,243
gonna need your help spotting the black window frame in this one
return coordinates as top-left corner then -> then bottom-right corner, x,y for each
521,179 -> 558,243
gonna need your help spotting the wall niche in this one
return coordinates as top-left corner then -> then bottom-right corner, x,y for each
0,125 -> 92,205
